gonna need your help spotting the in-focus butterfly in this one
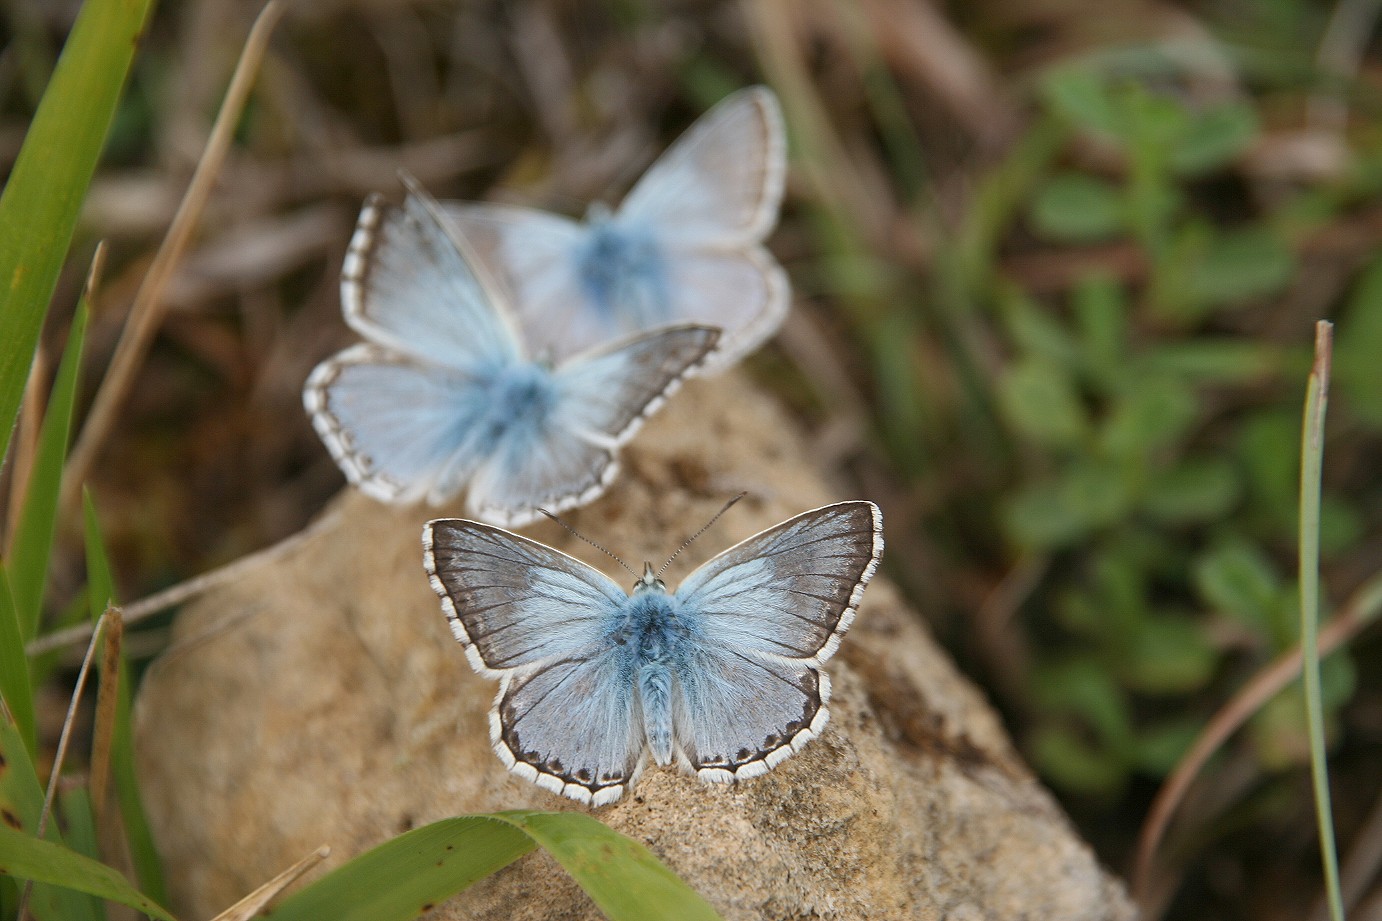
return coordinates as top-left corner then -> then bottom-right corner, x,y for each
423,500 -> 883,805
305,176 -> 719,526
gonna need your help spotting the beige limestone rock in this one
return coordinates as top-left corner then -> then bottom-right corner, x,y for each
134,371 -> 1136,920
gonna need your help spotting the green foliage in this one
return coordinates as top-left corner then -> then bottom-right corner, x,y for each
0,825 -> 173,921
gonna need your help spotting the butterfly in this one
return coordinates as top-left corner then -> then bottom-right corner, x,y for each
423,500 -> 883,805
442,85 -> 789,372
304,176 -> 720,526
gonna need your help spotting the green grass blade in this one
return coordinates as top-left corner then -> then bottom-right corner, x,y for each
1300,321 -> 1345,921
0,825 -> 175,921
492,812 -> 722,921
59,787 -> 108,921
10,302 -> 88,640
82,492 -> 166,903
0,0 -> 155,469
263,812 -> 722,921
0,693 -> 99,921
261,817 -> 538,921
0,566 -> 35,754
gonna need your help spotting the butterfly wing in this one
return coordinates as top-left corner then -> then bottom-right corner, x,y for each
304,344 -> 493,504
671,501 -> 883,780
343,179 -> 522,371
424,519 -> 645,804
618,85 -> 787,248
658,246 -> 789,368
464,324 -> 719,526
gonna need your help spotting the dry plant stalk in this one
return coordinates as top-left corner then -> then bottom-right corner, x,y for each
207,844 -> 331,921
89,605 -> 124,832
62,1 -> 285,509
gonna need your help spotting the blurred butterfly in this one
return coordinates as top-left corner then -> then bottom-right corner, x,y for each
443,85 -> 789,372
423,500 -> 883,805
304,176 -> 720,526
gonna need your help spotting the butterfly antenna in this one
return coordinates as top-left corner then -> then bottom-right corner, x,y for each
537,509 -> 638,579
657,492 -> 748,577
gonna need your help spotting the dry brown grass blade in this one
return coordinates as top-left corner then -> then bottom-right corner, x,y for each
62,0 -> 285,509
17,609 -> 111,921
1132,568 -> 1382,915
4,342 -> 46,551
207,844 -> 332,921
89,604 -> 123,833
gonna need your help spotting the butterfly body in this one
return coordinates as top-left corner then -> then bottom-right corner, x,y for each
425,501 -> 884,805
575,214 -> 669,329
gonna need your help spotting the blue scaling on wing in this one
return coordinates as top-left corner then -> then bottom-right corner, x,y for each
440,85 -> 791,371
304,175 -> 720,525
423,518 -> 644,804
423,502 -> 885,806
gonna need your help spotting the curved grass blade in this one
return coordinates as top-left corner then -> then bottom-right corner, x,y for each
262,812 -> 723,921
0,0 -> 154,469
0,824 -> 174,921
261,817 -> 537,921
491,811 -> 722,921
82,494 -> 166,903
10,301 -> 88,640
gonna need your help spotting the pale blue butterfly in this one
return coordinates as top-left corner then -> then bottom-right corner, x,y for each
304,176 -> 720,526
423,501 -> 883,805
443,86 -> 789,372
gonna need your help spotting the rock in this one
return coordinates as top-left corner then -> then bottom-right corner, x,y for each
134,371 -> 1135,920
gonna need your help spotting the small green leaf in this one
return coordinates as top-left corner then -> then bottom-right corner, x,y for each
1138,340 -> 1283,382
996,285 -> 1082,367
1188,228 -> 1295,308
1141,458 -> 1241,525
1005,463 -> 1131,549
1171,102 -> 1259,176
1073,275 -> 1127,382
1040,69 -> 1121,136
1032,658 -> 1133,746
1130,719 -> 1201,775
1334,257 -> 1382,428
1099,376 -> 1198,458
998,359 -> 1089,450
0,825 -> 174,921
1122,614 -> 1217,694
1193,538 -> 1280,634
1030,724 -> 1128,796
10,302 -> 88,641
1029,173 -> 1124,242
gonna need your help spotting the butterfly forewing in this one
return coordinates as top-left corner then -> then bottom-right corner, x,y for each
619,86 -> 787,247
423,519 -> 625,674
674,501 -> 883,664
342,187 -> 522,371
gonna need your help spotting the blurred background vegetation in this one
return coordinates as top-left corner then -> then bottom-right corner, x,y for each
5,0 -> 1382,918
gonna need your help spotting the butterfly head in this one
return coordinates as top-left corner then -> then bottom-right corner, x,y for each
634,562 -> 667,595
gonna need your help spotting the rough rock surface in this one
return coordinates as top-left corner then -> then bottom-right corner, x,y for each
135,372 -> 1136,920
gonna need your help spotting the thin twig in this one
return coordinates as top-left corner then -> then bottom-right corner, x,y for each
1131,559 -> 1382,912
17,610 -> 109,921
62,1 -> 284,508
25,503 -> 339,656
